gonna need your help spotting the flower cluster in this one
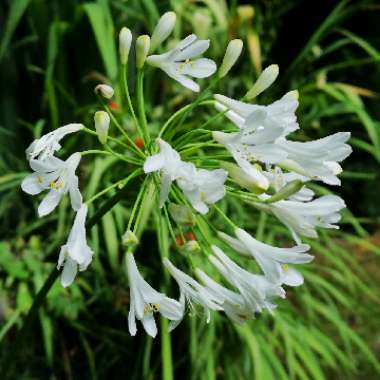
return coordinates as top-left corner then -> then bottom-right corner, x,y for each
21,11 -> 352,337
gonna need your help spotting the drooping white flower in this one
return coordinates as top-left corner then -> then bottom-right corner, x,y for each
209,246 -> 285,314
127,253 -> 183,337
21,153 -> 82,216
146,34 -> 217,92
150,11 -> 177,53
214,91 -> 299,131
219,228 -> 313,286
255,194 -> 346,244
163,258 -> 222,329
195,268 -> 254,324
177,164 -> 227,214
143,138 -> 184,206
57,204 -> 93,287
277,132 -> 352,185
25,123 -> 83,161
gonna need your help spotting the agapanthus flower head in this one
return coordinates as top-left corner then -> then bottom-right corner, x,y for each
146,34 -> 216,92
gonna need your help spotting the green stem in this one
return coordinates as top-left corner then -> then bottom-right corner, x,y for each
136,70 -> 151,149
213,204 -> 237,230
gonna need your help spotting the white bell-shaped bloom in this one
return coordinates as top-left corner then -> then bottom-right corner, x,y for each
25,123 -> 83,161
218,228 -> 313,286
57,204 -> 93,287
146,34 -> 217,92
127,254 -> 183,337
214,91 -> 299,131
21,153 -> 82,216
177,164 -> 227,214
210,246 -> 285,314
256,194 -> 346,244
277,132 -> 352,185
144,138 -> 185,206
195,268 -> 254,324
163,258 -> 222,329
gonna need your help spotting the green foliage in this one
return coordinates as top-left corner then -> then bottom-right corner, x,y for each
0,0 -> 379,379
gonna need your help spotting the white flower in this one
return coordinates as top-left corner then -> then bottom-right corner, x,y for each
143,138 -> 184,206
25,123 -> 83,161
209,246 -> 285,314
146,34 -> 217,92
127,253 -> 183,337
21,153 -> 82,216
219,228 -> 313,286
214,91 -> 299,131
95,84 -> 114,99
218,39 -> 243,78
177,164 -> 227,214
119,27 -> 132,64
57,204 -> 93,287
150,11 -> 177,52
195,268 -> 254,324
256,194 -> 346,244
277,132 -> 352,185
163,258 -> 222,329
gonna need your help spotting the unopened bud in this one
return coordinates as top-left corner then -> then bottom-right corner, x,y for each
221,162 -> 268,193
136,35 -> 151,69
181,240 -> 201,254
94,111 -> 110,144
119,27 -> 132,64
264,180 -> 303,203
150,11 -> 176,53
245,64 -> 279,100
168,203 -> 195,226
95,84 -> 114,99
122,230 -> 139,247
219,39 -> 243,78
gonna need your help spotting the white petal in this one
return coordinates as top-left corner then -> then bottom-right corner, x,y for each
61,258 -> 78,287
141,313 -> 158,338
38,190 -> 62,217
175,39 -> 210,61
21,173 -> 45,195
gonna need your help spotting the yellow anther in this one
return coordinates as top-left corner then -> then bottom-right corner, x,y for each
50,181 -> 57,189
144,305 -> 150,314
282,264 -> 289,272
152,303 -> 160,312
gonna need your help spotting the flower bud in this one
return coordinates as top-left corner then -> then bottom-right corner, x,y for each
245,64 -> 279,100
237,5 -> 255,22
264,180 -> 304,204
219,39 -> 243,78
122,230 -> 139,247
181,240 -> 201,254
150,11 -> 176,53
95,84 -> 114,99
94,111 -> 110,144
119,27 -> 132,64
136,35 -> 151,69
168,203 -> 195,226
220,162 -> 268,193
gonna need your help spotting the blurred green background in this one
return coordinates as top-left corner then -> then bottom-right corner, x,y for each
0,0 -> 380,379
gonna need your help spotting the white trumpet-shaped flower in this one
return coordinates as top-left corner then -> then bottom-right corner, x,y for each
143,139 -> 184,206
256,194 -> 346,244
277,132 -> 352,185
25,123 -> 83,161
127,254 -> 183,337
146,34 -> 217,92
177,164 -> 227,214
214,91 -> 299,131
196,268 -> 254,324
210,246 -> 285,314
163,258 -> 222,329
219,228 -> 313,286
57,204 -> 93,287
21,153 -> 82,216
